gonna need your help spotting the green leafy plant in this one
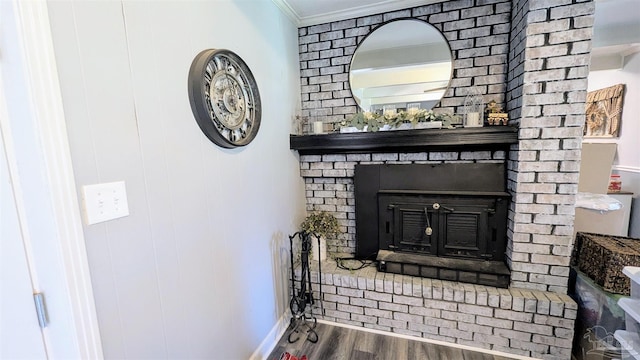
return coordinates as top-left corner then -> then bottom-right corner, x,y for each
343,110 -> 460,131
347,111 -> 386,132
300,211 -> 339,238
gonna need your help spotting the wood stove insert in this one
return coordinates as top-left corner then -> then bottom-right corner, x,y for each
355,163 -> 511,287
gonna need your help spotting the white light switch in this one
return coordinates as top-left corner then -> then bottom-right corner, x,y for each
82,181 -> 130,225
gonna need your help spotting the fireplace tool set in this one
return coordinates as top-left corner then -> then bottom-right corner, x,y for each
287,231 -> 323,344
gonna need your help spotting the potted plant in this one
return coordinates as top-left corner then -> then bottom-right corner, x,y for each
300,211 -> 339,261
341,109 -> 460,132
345,111 -> 387,132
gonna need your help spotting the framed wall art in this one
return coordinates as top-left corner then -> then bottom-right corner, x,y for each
584,83 -> 625,138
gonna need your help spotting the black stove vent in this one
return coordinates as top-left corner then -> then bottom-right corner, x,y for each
355,163 -> 510,287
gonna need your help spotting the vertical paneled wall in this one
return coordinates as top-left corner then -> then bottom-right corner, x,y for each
48,1 -> 304,358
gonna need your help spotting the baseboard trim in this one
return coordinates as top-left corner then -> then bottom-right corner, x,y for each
317,319 -> 540,360
249,311 -> 291,360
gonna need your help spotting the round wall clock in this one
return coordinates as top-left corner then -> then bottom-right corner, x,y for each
188,49 -> 261,148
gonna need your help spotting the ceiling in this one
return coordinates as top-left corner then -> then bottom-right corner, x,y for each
592,0 -> 640,48
272,0 -> 437,27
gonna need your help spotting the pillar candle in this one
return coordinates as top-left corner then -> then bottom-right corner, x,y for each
313,121 -> 324,134
466,112 -> 481,127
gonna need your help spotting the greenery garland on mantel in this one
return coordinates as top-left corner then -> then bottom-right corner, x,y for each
341,109 -> 461,132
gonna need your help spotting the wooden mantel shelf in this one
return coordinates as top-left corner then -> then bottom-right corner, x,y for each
289,126 -> 518,155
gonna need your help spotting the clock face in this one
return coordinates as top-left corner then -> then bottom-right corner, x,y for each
188,49 -> 261,148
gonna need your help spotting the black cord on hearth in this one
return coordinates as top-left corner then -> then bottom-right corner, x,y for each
335,257 -> 375,271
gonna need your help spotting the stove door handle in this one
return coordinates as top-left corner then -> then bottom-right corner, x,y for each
441,205 -> 455,212
423,208 -> 433,236
432,202 -> 454,212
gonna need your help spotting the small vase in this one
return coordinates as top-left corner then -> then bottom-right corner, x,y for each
311,236 -> 327,261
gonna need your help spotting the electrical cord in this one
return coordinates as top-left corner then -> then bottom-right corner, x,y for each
335,257 -> 375,271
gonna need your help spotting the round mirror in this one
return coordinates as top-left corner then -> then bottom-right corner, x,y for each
349,19 -> 453,113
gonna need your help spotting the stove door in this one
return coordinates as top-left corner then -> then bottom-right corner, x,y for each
379,193 -> 507,261
379,194 -> 439,254
393,202 -> 438,254
437,200 -> 492,259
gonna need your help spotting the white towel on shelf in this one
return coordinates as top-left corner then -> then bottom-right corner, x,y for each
576,192 -> 623,212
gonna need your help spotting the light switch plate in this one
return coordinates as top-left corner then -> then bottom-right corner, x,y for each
82,181 -> 130,225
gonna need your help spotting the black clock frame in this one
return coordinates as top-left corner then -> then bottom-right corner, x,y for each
188,49 -> 261,148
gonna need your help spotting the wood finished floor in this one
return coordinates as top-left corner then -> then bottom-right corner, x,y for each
268,322 -> 522,360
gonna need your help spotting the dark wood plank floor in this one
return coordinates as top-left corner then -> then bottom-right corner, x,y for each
268,322 -> 523,360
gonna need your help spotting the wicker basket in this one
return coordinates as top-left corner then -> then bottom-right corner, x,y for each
574,232 -> 640,295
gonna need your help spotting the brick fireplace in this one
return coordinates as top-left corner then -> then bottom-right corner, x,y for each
290,0 -> 594,358
292,141 -> 578,358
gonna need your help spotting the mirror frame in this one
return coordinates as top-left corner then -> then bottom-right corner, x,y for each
348,18 -> 454,113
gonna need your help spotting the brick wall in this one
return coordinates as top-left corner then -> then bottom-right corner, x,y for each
506,0 -> 528,123
300,151 -> 506,254
292,0 -> 594,357
296,0 -> 594,294
301,264 -> 577,359
505,0 -> 595,292
298,0 -> 512,123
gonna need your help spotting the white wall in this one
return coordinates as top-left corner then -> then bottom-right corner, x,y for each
587,52 -> 640,237
47,0 -> 305,358
587,52 -> 640,170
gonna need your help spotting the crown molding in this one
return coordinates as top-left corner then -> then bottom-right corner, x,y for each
272,0 -> 443,28
271,0 -> 301,26
300,0 -> 439,27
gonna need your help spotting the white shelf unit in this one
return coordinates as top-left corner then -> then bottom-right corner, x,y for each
616,266 -> 640,359
574,192 -> 634,237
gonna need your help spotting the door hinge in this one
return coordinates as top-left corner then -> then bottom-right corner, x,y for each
33,292 -> 48,328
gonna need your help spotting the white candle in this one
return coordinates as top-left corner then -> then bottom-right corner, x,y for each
466,112 -> 481,127
313,121 -> 324,134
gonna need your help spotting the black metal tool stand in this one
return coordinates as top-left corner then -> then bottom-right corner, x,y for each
287,231 -> 323,344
